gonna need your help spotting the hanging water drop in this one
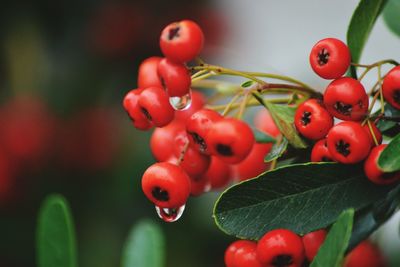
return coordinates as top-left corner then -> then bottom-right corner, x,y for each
155,204 -> 186,222
203,182 -> 212,193
169,92 -> 192,111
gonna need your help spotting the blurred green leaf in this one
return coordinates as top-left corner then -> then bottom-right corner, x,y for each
253,128 -> 276,144
376,104 -> 400,134
241,80 -> 254,88
378,133 -> 400,172
37,194 -> 78,267
383,0 -> 400,38
347,0 -> 388,78
310,209 -> 354,267
121,219 -> 165,267
264,138 -> 288,162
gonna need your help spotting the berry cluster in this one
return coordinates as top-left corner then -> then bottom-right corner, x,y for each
296,38 -> 400,185
225,229 -> 387,267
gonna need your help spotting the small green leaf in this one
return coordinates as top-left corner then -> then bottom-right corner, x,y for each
264,138 -> 288,162
383,0 -> 400,38
213,163 -> 394,240
37,194 -> 78,267
376,104 -> 400,134
347,0 -> 388,78
121,219 -> 165,267
378,133 -> 400,172
264,102 -> 307,149
241,80 -> 254,88
310,209 -> 354,267
253,128 -> 276,144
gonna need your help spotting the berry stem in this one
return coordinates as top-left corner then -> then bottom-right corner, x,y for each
357,59 -> 399,81
207,97 -> 292,111
377,65 -> 385,114
367,120 -> 379,146
236,92 -> 251,119
222,92 -> 243,116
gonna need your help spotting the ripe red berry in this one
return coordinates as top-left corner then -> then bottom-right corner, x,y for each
225,240 -> 263,267
186,109 -> 222,154
141,162 -> 191,208
324,77 -> 369,121
138,86 -> 174,127
160,20 -> 204,63
256,229 -> 305,267
175,90 -> 205,122
207,118 -> 255,164
364,144 -> 400,185
294,99 -> 333,140
188,175 -> 209,196
137,56 -> 163,88
302,229 -> 327,262
326,121 -> 371,164
309,38 -> 351,79
150,120 -> 185,162
362,121 -> 382,146
158,58 -> 191,97
382,65 -> 400,110
311,139 -> 334,162
254,109 -> 280,138
123,89 -> 152,130
344,240 -> 388,267
201,156 -> 232,190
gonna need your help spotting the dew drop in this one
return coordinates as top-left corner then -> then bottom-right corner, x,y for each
203,182 -> 212,193
169,92 -> 192,111
155,204 -> 186,223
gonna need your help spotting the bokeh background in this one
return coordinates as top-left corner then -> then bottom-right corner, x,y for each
0,0 -> 399,266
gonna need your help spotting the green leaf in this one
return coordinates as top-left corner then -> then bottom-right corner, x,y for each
376,104 -> 400,134
121,219 -> 165,267
37,194 -> 78,267
264,138 -> 288,162
253,128 -> 276,144
383,0 -> 400,38
213,163 -> 393,240
264,102 -> 307,149
347,0 -> 388,78
241,80 -> 254,88
378,133 -> 400,172
310,209 -> 354,267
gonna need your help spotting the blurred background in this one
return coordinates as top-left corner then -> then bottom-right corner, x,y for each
0,0 -> 399,266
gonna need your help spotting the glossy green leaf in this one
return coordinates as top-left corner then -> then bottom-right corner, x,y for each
347,0 -> 388,78
378,133 -> 400,172
213,163 -> 393,240
310,209 -> 354,267
383,0 -> 400,38
37,194 -> 78,267
241,80 -> 254,88
253,128 -> 276,144
376,104 -> 400,134
121,219 -> 165,267
264,138 -> 288,162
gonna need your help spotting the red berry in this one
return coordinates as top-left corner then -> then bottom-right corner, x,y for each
294,99 -> 333,140
158,58 -> 191,97
175,90 -> 205,122
364,144 -> 400,185
225,240 -> 256,267
382,65 -> 400,110
302,229 -> 327,262
207,118 -> 255,164
233,143 -> 272,182
311,139 -> 334,162
141,162 -> 191,208
254,109 -> 280,138
160,20 -> 204,63
344,240 -> 387,267
137,56 -> 163,88
186,109 -> 222,154
138,86 -> 174,127
362,121 -> 382,146
256,229 -> 305,267
326,121 -> 371,164
309,38 -> 351,79
150,120 -> 185,162
123,89 -> 152,130
202,156 -> 232,190
225,240 -> 263,267
188,175 -> 209,196
323,77 -> 369,121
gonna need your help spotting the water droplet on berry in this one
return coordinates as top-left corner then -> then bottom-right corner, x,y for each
169,93 -> 192,111
204,182 -> 212,193
155,204 -> 186,222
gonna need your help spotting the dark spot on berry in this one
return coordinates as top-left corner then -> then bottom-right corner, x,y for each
152,187 -> 169,202
317,48 -> 330,66
301,111 -> 312,126
141,107 -> 152,121
322,156 -> 333,162
271,254 -> 293,267
216,144 -> 233,156
334,102 -> 352,116
160,77 -> 166,90
168,26 -> 180,40
188,131 -> 207,152
393,89 -> 400,104
336,139 -> 351,157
